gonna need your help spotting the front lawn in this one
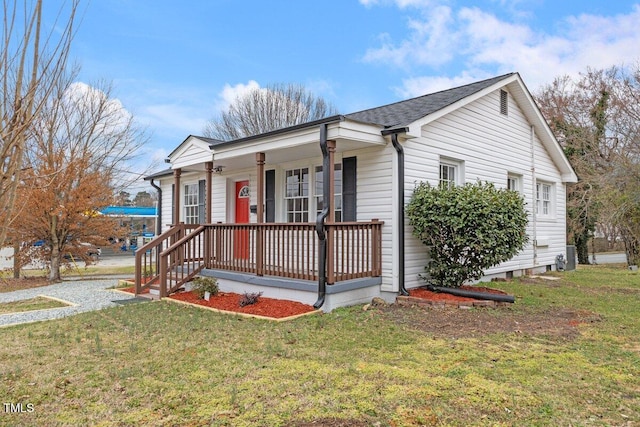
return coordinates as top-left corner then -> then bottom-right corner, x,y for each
0,296 -> 70,315
0,265 -> 637,426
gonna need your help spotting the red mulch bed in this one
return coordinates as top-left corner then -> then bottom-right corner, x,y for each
119,286 -> 316,319
409,285 -> 508,302
118,284 -> 509,318
169,291 -> 316,319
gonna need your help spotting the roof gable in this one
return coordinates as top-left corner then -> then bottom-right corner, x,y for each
346,72 -> 576,183
345,73 -> 515,128
167,135 -> 221,160
167,135 -> 216,169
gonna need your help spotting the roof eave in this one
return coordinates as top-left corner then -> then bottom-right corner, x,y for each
208,115 -> 346,150
143,168 -> 173,181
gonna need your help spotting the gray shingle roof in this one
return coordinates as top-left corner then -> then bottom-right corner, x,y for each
143,168 -> 173,180
161,73 -> 515,162
197,136 -> 226,147
345,73 -> 515,128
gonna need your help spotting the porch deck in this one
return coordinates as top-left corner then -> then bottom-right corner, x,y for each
134,220 -> 383,308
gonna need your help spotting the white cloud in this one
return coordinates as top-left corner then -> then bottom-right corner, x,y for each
395,70 -> 492,98
215,80 -> 261,111
128,80 -> 265,145
363,2 -> 640,96
364,5 -> 456,68
65,82 -> 134,132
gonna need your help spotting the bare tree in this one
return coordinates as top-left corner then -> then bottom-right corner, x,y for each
0,0 -> 78,248
203,83 -> 339,140
12,70 -> 149,281
536,64 -> 640,265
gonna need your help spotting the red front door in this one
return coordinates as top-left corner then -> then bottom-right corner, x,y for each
234,180 -> 250,259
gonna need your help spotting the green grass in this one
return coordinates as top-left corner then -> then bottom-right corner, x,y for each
0,296 -> 70,314
0,265 -> 638,426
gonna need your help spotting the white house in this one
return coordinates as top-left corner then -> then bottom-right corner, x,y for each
136,72 -> 577,312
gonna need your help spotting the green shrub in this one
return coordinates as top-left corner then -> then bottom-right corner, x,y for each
190,277 -> 219,299
406,181 -> 529,288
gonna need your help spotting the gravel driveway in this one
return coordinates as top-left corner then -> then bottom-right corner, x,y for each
0,278 -> 149,328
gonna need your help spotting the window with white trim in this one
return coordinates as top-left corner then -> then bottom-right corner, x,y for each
536,182 -> 552,216
507,173 -> 522,193
440,159 -> 463,189
184,183 -> 199,224
315,164 -> 342,222
285,168 -> 309,222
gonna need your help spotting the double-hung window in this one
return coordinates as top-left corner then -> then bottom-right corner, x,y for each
283,159 -> 355,223
184,183 -> 199,224
536,182 -> 552,216
439,161 -> 459,189
314,164 -> 342,222
285,168 -> 309,222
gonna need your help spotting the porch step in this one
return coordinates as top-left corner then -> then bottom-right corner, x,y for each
148,280 -> 184,297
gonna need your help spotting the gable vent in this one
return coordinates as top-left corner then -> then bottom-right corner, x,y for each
500,89 -> 508,116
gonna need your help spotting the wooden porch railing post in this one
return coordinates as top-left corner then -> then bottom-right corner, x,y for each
134,249 -> 142,295
159,253 -> 167,298
256,153 -> 265,276
204,161 -> 213,268
372,219 -> 381,276
215,222 -> 222,269
205,161 -> 213,224
177,222 -> 185,268
203,225 -> 211,269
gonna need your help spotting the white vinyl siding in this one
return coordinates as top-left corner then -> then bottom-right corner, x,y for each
159,179 -> 174,233
344,145 -> 394,291
170,138 -> 213,170
402,88 -> 568,288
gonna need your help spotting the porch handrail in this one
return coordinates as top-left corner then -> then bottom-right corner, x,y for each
158,225 -> 207,297
134,223 -> 200,295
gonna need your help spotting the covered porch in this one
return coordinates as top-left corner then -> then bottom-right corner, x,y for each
135,119 -> 388,310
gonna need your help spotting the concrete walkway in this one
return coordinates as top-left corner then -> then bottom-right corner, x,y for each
0,277 -> 149,328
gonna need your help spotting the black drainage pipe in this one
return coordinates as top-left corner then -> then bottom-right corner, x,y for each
313,123 -> 330,309
149,178 -> 162,236
389,131 -> 409,296
427,286 -> 515,303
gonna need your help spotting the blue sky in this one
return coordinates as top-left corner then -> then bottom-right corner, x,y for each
42,0 -> 640,188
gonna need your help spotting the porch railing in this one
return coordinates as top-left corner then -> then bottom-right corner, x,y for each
135,220 -> 383,297
134,224 -> 201,296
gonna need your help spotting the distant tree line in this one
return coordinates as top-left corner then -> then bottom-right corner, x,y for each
536,63 -> 640,266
